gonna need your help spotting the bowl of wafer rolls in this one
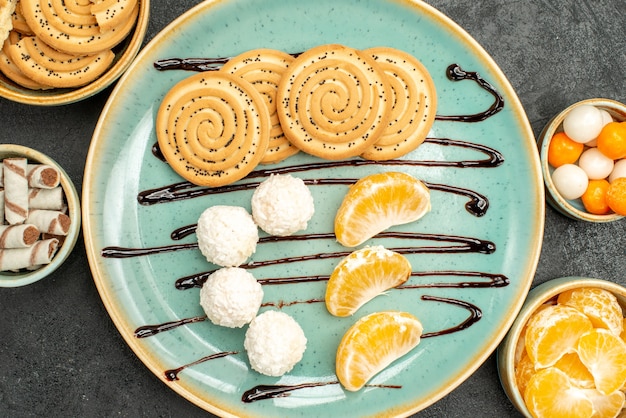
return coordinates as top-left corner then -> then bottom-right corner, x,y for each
0,0 -> 149,105
0,144 -> 80,287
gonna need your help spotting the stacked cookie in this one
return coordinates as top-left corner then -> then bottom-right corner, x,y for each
0,0 -> 139,89
156,44 -> 437,187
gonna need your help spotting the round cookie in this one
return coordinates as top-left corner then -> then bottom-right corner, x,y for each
361,47 -> 437,160
156,71 -> 271,187
222,48 -> 299,164
6,34 -> 114,88
276,44 -> 391,160
20,0 -> 138,55
0,34 -> 52,90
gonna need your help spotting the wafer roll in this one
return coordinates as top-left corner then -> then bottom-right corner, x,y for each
0,189 -> 4,221
4,158 -> 29,224
156,72 -> 271,187
0,223 -> 40,248
29,187 -> 64,210
222,48 -> 298,164
26,209 -> 70,236
0,238 -> 59,271
27,164 -> 60,189
276,44 -> 391,160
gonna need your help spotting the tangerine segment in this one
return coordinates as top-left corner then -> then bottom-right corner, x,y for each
597,121 -> 626,160
515,351 -> 536,397
335,311 -> 423,391
557,287 -> 624,337
581,388 -> 625,418
325,246 -> 412,317
553,353 -> 595,389
523,367 -> 594,418
525,304 -> 593,368
621,318 -> 626,343
334,172 -> 431,247
577,329 -> 626,395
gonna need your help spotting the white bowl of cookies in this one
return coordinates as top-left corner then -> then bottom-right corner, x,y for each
0,0 -> 149,105
0,144 -> 80,287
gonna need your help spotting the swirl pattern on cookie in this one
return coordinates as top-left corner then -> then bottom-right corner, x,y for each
276,44 -> 391,160
20,0 -> 138,55
361,47 -> 437,160
91,0 -> 138,32
6,34 -> 115,88
0,34 -> 51,89
222,48 -> 298,164
156,72 -> 271,187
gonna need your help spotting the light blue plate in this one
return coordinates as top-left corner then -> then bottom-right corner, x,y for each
83,0 -> 544,416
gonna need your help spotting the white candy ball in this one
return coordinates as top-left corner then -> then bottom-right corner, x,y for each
563,105 -> 604,144
578,148 -> 615,180
552,164 -> 589,200
609,159 -> 626,183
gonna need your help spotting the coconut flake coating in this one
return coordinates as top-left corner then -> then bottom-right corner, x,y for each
196,205 -> 258,267
244,310 -> 307,376
200,267 -> 263,328
251,174 -> 315,236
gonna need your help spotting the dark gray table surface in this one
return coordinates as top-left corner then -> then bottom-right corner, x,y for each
1,1 -> 625,416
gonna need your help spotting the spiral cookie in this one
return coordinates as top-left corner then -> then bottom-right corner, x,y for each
6,34 -> 115,88
360,47 -> 437,161
276,44 -> 391,160
20,0 -> 139,55
222,48 -> 298,164
156,72 -> 271,187
0,34 -> 51,90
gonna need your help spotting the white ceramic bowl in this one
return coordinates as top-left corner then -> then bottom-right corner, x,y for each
538,98 -> 626,222
0,0 -> 150,106
0,144 -> 81,287
497,276 -> 626,417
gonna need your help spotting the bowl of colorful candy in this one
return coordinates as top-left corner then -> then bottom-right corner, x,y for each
538,98 -> 626,222
0,144 -> 81,287
497,276 -> 626,418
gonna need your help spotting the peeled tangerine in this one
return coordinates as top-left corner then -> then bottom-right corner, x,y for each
334,172 -> 430,247
335,311 -> 422,391
325,246 -> 411,317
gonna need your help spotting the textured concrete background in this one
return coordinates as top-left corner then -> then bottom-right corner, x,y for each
0,0 -> 624,417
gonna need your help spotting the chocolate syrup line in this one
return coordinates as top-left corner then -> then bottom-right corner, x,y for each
135,315 -> 206,338
102,231 -> 494,259
174,239 -> 497,290
153,58 -> 503,123
434,64 -> 504,123
164,351 -> 238,381
420,295 -> 483,338
137,175 -> 489,217
242,381 -> 339,403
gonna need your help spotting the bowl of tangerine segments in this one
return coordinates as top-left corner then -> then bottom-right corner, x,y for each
497,277 -> 626,418
538,98 -> 626,222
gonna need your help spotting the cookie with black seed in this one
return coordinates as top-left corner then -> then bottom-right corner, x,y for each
361,47 -> 437,160
222,48 -> 299,164
156,72 -> 271,187
6,34 -> 114,88
0,33 -> 52,90
20,0 -> 138,55
276,44 -> 391,160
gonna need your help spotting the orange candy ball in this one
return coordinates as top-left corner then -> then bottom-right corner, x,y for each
581,179 -> 611,215
548,132 -> 584,168
606,177 -> 626,215
597,121 -> 626,160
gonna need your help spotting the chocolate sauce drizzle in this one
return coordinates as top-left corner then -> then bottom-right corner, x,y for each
435,64 -> 504,122
164,351 -> 238,381
137,175 -> 490,217
102,231 -> 495,260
